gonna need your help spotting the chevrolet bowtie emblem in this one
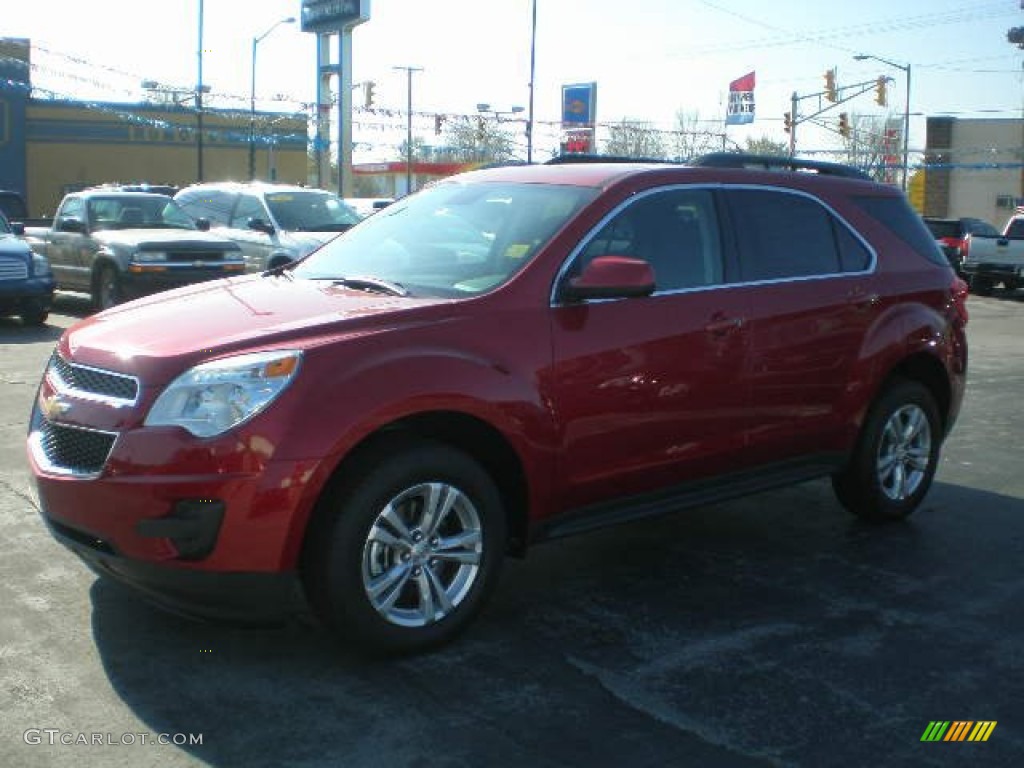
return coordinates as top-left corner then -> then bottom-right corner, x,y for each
40,393 -> 72,420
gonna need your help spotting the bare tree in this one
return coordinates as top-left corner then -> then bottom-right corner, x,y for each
665,111 -> 726,161
434,117 -> 516,164
839,113 -> 902,183
603,120 -> 667,159
743,135 -> 789,156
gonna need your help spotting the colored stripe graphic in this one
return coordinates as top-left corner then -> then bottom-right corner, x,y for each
920,721 -> 996,742
921,722 -> 949,741
968,722 -> 997,742
944,721 -> 972,741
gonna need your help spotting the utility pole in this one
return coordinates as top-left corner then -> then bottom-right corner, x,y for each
393,66 -> 422,196
196,0 -> 204,182
527,0 -> 537,164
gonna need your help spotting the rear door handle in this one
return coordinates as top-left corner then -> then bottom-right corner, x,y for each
846,289 -> 880,310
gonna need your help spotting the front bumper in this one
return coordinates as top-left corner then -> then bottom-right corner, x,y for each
0,274 -> 56,313
44,512 -> 305,623
120,263 -> 245,300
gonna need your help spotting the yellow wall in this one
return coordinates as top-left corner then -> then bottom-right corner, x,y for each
25,101 -> 307,216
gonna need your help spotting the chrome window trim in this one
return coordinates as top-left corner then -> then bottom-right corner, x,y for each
47,355 -> 141,408
549,182 -> 878,307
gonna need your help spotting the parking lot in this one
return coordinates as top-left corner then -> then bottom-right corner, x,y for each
1,291 -> 1022,768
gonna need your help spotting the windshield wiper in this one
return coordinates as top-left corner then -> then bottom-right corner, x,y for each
330,275 -> 409,297
262,262 -> 295,279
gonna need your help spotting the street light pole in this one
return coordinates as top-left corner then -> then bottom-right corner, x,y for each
250,17 -> 295,181
527,0 -> 537,163
393,66 -> 422,196
854,53 -> 911,191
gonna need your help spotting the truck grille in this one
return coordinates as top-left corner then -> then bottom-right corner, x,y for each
37,420 -> 117,476
0,259 -> 29,281
165,250 -> 227,262
49,354 -> 139,403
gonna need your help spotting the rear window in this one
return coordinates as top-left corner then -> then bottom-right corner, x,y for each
0,192 -> 28,221
856,196 -> 948,267
923,219 -> 960,240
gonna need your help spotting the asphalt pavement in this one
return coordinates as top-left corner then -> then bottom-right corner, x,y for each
1,291 -> 1022,767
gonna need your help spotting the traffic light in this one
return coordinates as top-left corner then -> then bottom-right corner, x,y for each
838,112 -> 850,138
783,111 -> 792,133
364,80 -> 376,109
874,76 -> 887,107
824,68 -> 837,102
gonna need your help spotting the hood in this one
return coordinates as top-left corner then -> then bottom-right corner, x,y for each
60,274 -> 448,383
93,228 -> 240,250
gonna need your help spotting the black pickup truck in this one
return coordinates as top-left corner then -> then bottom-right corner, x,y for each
0,209 -> 54,326
24,190 -> 245,310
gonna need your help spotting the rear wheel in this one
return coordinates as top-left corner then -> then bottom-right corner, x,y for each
833,378 -> 941,522
968,275 -> 993,296
303,439 -> 506,655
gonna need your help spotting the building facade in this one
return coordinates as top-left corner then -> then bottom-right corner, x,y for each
1,38 -> 307,217
924,116 -> 1024,229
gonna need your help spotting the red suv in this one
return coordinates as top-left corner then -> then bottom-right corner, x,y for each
28,154 -> 968,654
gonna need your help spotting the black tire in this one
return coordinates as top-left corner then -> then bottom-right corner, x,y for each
94,263 -> 123,311
20,301 -> 49,326
302,439 -> 506,655
969,276 -> 993,296
832,378 -> 941,523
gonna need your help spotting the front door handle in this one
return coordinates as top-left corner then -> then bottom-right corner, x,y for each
704,316 -> 745,335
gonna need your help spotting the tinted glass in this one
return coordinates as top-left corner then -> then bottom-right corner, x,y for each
86,196 -> 198,230
923,219 -> 960,239
175,189 -> 236,226
856,195 -> 948,267
578,188 -> 724,291
963,218 -> 999,237
1004,218 -> 1024,238
231,196 -> 266,228
835,221 -> 872,272
727,189 -> 840,280
265,191 -> 361,231
294,181 -> 597,297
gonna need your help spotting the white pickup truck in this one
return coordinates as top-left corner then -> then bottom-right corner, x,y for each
962,213 -> 1024,294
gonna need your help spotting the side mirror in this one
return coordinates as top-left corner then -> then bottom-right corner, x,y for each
195,217 -> 211,231
11,221 -> 25,236
57,216 -> 86,234
563,255 -> 656,301
247,217 -> 275,235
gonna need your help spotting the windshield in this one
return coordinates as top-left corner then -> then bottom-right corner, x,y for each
87,196 -> 198,231
291,181 -> 597,297
265,191 -> 361,232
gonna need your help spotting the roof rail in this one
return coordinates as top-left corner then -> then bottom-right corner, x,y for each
692,152 -> 872,181
545,154 -> 677,165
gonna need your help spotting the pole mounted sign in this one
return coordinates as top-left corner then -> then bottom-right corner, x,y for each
300,0 -> 370,34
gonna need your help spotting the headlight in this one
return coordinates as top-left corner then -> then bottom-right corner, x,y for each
133,250 -> 168,263
31,252 -> 51,276
145,350 -> 302,437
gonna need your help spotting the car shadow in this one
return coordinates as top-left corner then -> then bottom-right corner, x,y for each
87,478 -> 1024,767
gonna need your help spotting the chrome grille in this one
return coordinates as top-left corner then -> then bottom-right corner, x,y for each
49,354 -> 139,402
38,420 -> 116,476
165,250 -> 226,262
0,259 -> 29,281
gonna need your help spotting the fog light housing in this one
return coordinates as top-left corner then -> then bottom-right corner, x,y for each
136,499 -> 225,561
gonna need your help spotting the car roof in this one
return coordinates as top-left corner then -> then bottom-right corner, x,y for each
176,182 -> 329,196
73,190 -> 178,202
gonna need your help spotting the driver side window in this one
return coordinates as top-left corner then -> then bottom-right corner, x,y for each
230,196 -> 266,229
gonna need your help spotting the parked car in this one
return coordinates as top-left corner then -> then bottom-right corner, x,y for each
174,182 -> 362,272
922,216 -> 999,276
23,190 -> 244,310
958,210 -> 1024,294
28,154 -> 968,655
0,209 -> 54,325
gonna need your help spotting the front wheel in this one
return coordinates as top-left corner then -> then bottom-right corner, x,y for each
20,300 -> 49,326
303,440 -> 506,655
94,264 -> 123,311
832,378 -> 941,523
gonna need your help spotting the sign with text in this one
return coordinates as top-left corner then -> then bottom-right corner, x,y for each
300,0 -> 370,34
562,83 -> 597,129
726,71 -> 755,126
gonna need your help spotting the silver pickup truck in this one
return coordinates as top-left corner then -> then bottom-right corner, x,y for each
26,190 -> 245,310
962,214 -> 1024,295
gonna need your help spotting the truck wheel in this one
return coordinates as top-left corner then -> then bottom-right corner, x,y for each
20,301 -> 49,326
1004,279 -> 1019,293
968,276 -> 993,296
832,378 -> 941,523
303,439 -> 506,655
94,264 -> 123,310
